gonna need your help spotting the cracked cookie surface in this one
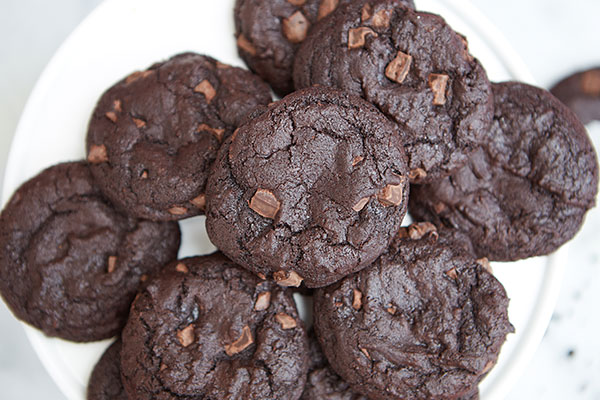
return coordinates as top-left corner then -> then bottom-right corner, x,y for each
87,340 -> 128,400
121,253 -> 308,400
313,226 -> 513,400
0,162 -> 180,342
205,86 -> 409,288
234,0 -> 414,96
86,52 -> 272,221
293,0 -> 492,183
409,82 -> 599,261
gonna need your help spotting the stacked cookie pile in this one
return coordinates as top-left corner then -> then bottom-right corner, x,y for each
0,0 -> 598,399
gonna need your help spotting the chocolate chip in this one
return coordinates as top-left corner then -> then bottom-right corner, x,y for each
159,363 -> 168,372
225,325 -> 254,356
377,183 -> 404,206
190,194 -> 206,211
408,167 -> 427,180
348,27 -> 378,49
249,189 -> 280,219
132,117 -> 146,128
318,0 -> 339,20
113,99 -> 122,113
177,324 -> 195,347
273,270 -> 303,287
352,155 -> 364,167
283,11 -> 310,44
125,70 -> 154,84
352,289 -> 362,310
477,257 -> 493,274
352,197 -> 370,212
168,206 -> 188,216
581,70 -> 600,96
287,0 -> 306,5
445,267 -> 458,280
359,347 -> 371,360
433,202 -> 446,214
428,73 -> 449,105
254,291 -> 271,311
105,111 -> 117,123
194,80 -> 217,103
385,51 -> 412,84
407,222 -> 438,240
275,313 -> 297,329
479,360 -> 495,376
175,263 -> 189,273
197,123 -> 225,141
237,34 -> 257,56
372,9 -> 392,29
361,3 -> 372,21
386,304 -> 397,315
88,144 -> 108,164
107,256 -> 117,273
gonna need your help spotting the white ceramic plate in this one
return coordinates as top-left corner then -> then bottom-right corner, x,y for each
1,0 -> 566,399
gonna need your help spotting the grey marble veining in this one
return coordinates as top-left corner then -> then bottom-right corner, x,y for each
1,0 -> 599,399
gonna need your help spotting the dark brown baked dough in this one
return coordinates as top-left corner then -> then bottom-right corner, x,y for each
0,162 -> 180,342
234,0 -> 414,96
410,82 -> 599,261
294,0 -> 493,183
87,340 -> 128,400
313,224 -> 513,400
86,52 -> 272,221
205,86 -> 409,288
121,253 -> 309,400
551,67 -> 600,124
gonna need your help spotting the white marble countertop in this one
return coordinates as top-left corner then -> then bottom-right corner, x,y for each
1,0 -> 599,399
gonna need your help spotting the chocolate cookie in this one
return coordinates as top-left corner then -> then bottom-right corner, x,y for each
550,67 -> 600,125
410,82 -> 599,261
121,253 -> 309,400
234,0 -> 414,96
205,86 -> 409,288
301,330 -> 367,400
313,224 -> 513,400
87,340 -> 128,400
0,162 -> 180,342
294,0 -> 493,183
86,52 -> 272,221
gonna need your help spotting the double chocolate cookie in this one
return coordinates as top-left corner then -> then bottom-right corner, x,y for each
0,162 -> 180,342
410,82 -> 599,261
87,340 -> 128,400
234,0 -> 414,96
121,253 -> 309,400
294,0 -> 493,183
205,86 -> 409,288
551,67 -> 600,124
313,224 -> 513,400
302,330 -> 367,400
87,52 -> 272,221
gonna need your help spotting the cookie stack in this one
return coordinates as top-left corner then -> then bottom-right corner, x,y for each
0,0 -> 598,399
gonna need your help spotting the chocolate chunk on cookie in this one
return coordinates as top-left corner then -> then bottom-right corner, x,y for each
551,67 -> 600,124
0,162 -> 180,342
205,86 -> 409,288
301,330 -> 367,400
121,253 -> 309,400
86,53 -> 272,221
410,82 -> 599,261
313,224 -> 513,400
294,0 -> 493,183
87,340 -> 128,400
234,0 -> 414,96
